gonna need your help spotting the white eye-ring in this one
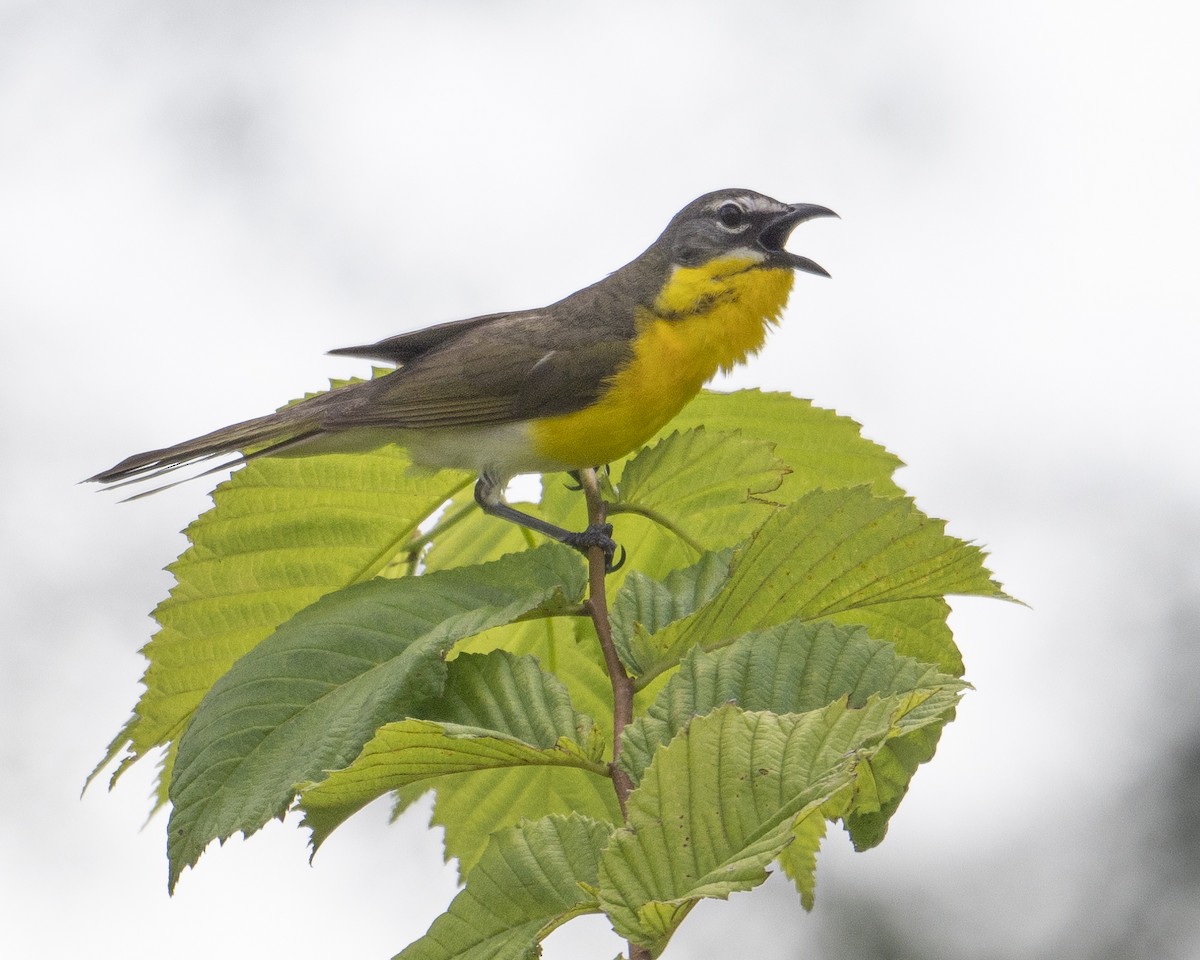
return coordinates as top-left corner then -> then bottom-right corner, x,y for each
717,201 -> 748,231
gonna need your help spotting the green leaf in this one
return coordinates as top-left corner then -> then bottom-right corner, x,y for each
299,651 -> 605,850
390,615 -> 624,880
841,717 -> 953,851
777,809 -> 833,911
597,698 -> 931,951
428,649 -> 598,746
166,544 -> 586,891
633,487 -> 1010,681
95,441 -> 473,788
609,549 -> 734,673
623,616 -> 966,866
302,723 -> 603,855
665,389 -> 904,499
618,620 -> 965,783
454,616 -> 613,732
825,596 -> 962,676
406,764 -> 623,882
396,814 -> 612,960
419,485 -> 540,573
605,428 -> 786,575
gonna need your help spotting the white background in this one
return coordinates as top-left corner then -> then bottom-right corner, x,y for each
3,1 -> 1198,957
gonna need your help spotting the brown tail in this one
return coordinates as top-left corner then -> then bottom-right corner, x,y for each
86,406 -> 324,492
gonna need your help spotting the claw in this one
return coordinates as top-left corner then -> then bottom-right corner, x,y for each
562,522 -> 624,573
563,467 -> 605,493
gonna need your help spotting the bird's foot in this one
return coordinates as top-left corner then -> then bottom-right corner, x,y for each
562,523 -> 626,573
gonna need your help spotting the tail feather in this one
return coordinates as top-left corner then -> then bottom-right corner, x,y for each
87,408 -> 321,489
114,458 -> 246,501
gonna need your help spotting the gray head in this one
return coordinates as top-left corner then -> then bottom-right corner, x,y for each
659,188 -> 837,276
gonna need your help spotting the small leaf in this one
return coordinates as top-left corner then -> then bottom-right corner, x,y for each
622,615 -> 966,869
166,544 -> 586,891
453,616 -> 614,740
777,809 -> 834,911
299,651 -> 604,849
842,719 -> 952,850
610,549 -> 734,673
397,814 -> 612,960
429,649 -> 596,747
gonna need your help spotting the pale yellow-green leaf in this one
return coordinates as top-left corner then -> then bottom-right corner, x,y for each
607,428 -> 786,571
411,764 -> 623,880
776,801 -> 845,911
96,445 -> 471,789
597,702 -> 886,950
418,485 -> 540,573
396,814 -> 612,960
632,487 -> 1009,681
665,389 -> 904,499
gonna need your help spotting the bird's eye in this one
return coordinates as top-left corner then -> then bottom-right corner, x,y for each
717,202 -> 746,229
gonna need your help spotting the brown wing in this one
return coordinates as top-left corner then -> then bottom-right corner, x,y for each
320,306 -> 637,431
327,311 -> 516,364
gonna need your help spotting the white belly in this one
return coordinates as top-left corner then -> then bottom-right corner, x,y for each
396,421 -> 567,480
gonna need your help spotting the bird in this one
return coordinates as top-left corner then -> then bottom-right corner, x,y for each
89,188 -> 836,570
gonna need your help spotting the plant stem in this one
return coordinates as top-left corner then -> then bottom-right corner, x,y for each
577,468 -> 649,960
606,501 -> 706,556
577,468 -> 636,819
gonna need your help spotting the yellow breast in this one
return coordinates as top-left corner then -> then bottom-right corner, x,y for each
530,257 -> 795,468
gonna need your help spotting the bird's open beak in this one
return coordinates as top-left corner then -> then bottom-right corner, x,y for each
759,203 -> 838,277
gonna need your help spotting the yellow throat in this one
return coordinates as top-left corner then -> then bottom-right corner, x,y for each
531,255 -> 795,467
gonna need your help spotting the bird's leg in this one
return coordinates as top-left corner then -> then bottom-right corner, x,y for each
563,464 -> 610,492
474,473 -> 625,572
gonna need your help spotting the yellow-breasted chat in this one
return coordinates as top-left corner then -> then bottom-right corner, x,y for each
89,188 -> 836,569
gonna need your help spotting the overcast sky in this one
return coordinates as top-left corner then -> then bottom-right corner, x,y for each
3,2 -> 1198,958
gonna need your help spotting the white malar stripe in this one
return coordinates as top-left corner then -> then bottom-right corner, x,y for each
724,246 -> 767,263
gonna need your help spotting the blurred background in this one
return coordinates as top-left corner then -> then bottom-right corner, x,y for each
3,1 -> 1198,957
